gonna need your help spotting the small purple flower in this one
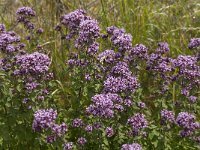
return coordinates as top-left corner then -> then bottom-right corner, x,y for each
124,99 -> 133,107
63,142 -> 74,150
16,7 -> 36,16
85,74 -> 91,81
36,28 -> 44,34
87,42 -> 99,55
72,118 -> 84,128
127,113 -> 148,130
156,42 -> 170,54
188,38 -> 200,49
137,102 -> 146,109
46,135 -> 56,143
176,112 -> 196,129
160,109 -> 175,124
32,108 -> 57,131
98,50 -> 116,64
51,123 -> 68,136
77,137 -> 87,146
85,125 -> 93,133
106,127 -> 114,137
188,96 -> 197,103
121,143 -> 142,150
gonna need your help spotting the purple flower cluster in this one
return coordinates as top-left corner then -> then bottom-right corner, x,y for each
63,142 -> 74,150
32,108 -> 57,131
121,143 -> 142,150
16,7 -> 36,30
87,42 -> 99,55
160,109 -> 175,124
15,52 -> 50,76
104,62 -> 139,93
86,93 -> 123,118
147,54 -> 173,74
176,112 -> 198,129
106,127 -> 114,137
176,112 -> 199,137
127,113 -> 148,131
188,38 -> 200,49
156,42 -> 170,54
85,125 -> 93,133
75,19 -> 100,48
107,26 -> 132,52
72,118 -> 84,128
0,26 -> 20,54
128,44 -> 148,60
173,55 -> 200,93
77,137 -> 87,146
61,9 -> 85,30
98,49 -> 116,64
16,7 -> 36,16
33,108 -> 67,142
51,123 -> 68,137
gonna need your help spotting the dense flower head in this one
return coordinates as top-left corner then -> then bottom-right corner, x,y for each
32,108 -> 57,131
16,7 -> 36,16
16,7 -> 36,30
75,19 -> 100,48
147,53 -> 173,74
129,44 -> 148,59
173,55 -> 197,68
87,42 -> 99,55
77,137 -> 87,145
106,127 -> 114,137
108,26 -> 132,52
176,112 -> 199,130
137,102 -> 146,109
124,98 -> 133,107
63,142 -> 74,150
51,123 -> 68,136
121,143 -> 142,150
160,109 -> 175,124
85,125 -> 93,133
111,61 -> 132,77
156,42 -> 170,54
104,75 -> 139,93
0,31 -> 20,54
127,113 -> 148,130
72,118 -> 84,128
46,135 -> 56,143
25,81 -> 39,92
61,9 -> 85,29
86,93 -> 123,118
98,49 -> 116,64
15,52 -> 50,76
188,38 -> 200,49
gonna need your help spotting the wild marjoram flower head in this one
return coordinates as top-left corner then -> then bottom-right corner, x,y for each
127,113 -> 148,132
16,7 -> 36,30
160,109 -> 175,124
107,26 -> 132,53
104,62 -> 139,93
75,18 -> 100,48
121,143 -> 142,150
86,93 -> 123,118
188,38 -> 200,49
32,108 -> 57,131
14,52 -> 50,76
